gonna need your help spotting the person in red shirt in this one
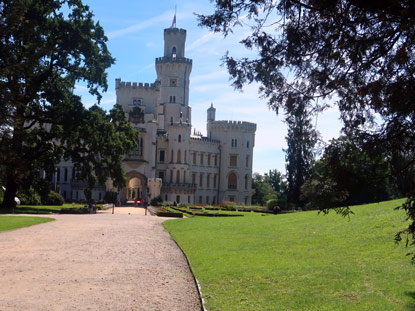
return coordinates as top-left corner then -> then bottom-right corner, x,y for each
134,198 -> 137,207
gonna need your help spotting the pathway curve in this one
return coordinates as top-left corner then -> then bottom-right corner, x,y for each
0,209 -> 200,310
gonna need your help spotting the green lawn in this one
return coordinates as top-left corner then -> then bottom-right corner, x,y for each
0,203 -> 85,214
0,216 -> 55,232
164,199 -> 415,311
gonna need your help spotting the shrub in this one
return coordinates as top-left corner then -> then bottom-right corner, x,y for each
266,198 -> 280,213
17,187 -> 42,205
178,203 -> 189,208
150,195 -> 163,206
104,191 -> 117,204
42,190 -> 64,206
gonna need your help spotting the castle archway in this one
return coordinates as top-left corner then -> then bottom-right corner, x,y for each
125,172 -> 147,201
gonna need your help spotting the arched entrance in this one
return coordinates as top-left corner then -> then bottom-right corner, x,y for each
125,172 -> 147,202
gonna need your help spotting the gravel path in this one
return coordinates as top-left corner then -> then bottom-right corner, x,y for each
0,208 -> 201,311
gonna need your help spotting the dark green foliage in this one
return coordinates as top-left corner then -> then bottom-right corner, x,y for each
0,0 -> 137,208
42,191 -> 64,206
150,195 -> 163,206
104,191 -> 117,204
199,0 -> 415,259
266,198 -> 280,212
17,187 -> 42,205
301,136 -> 400,211
284,100 -> 318,207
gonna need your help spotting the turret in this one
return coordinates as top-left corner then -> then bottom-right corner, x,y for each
164,28 -> 186,59
207,103 -> 216,122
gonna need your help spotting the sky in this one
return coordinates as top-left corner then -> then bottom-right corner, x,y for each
76,0 -> 343,175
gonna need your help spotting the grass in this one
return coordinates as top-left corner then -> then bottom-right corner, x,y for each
0,203 -> 86,214
0,216 -> 55,232
164,198 -> 415,311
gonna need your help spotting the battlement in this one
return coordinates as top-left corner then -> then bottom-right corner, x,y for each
190,136 -> 220,144
209,120 -> 257,132
155,57 -> 192,65
164,28 -> 186,35
115,78 -> 160,90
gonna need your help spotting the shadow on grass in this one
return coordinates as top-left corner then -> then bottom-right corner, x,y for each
405,291 -> 415,311
0,207 -> 59,214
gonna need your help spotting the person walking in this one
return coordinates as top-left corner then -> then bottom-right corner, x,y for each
134,198 -> 137,207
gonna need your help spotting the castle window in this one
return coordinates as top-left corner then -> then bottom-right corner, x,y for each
245,196 -> 248,205
229,195 -> 235,202
245,174 -> 248,190
178,134 -> 181,142
159,150 -> 165,163
132,99 -> 142,106
193,152 -> 197,164
230,155 -> 237,167
170,150 -> 173,163
199,196 -> 202,204
200,152 -> 204,165
170,116 -> 174,125
177,149 -> 181,163
64,168 -> 68,182
176,170 -> 180,184
170,170 -> 173,183
176,195 -> 180,203
169,96 -> 176,103
199,173 -> 203,187
158,171 -> 165,180
139,138 -> 143,156
184,150 -> 187,163
247,140 -> 250,148
208,154 -> 211,166
214,174 -> 217,188
56,167 -> 60,182
192,173 -> 196,184
215,154 -> 218,166
207,174 -> 210,188
235,139 -> 237,147
184,170 -> 187,183
172,46 -> 177,59
206,196 -> 209,204
169,79 -> 177,87
228,172 -> 237,190
72,167 -> 76,180
246,155 -> 249,168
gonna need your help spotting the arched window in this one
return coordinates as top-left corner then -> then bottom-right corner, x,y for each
178,134 -> 181,142
177,149 -> 181,163
176,170 -> 180,184
228,172 -> 237,190
171,46 -> 177,59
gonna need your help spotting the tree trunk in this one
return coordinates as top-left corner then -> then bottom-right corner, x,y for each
1,173 -> 17,209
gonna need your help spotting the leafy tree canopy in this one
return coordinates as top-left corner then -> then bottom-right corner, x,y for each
0,0 -> 137,208
198,0 -> 415,259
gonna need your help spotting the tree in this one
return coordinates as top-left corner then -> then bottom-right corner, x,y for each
198,0 -> 415,259
301,136 -> 400,210
284,99 -> 317,207
0,0 -> 137,208
251,173 -> 277,206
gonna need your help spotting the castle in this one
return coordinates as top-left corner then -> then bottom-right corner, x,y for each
55,26 -> 256,205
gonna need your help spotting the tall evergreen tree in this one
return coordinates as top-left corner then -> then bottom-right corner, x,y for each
0,0 -> 137,208
284,98 -> 317,207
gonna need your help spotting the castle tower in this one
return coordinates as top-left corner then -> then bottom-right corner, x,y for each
156,28 -> 192,131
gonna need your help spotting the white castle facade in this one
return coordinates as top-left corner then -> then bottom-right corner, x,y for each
55,26 -> 256,205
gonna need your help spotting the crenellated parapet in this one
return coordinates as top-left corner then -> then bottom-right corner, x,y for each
155,57 -> 192,65
208,120 -> 257,133
115,78 -> 160,91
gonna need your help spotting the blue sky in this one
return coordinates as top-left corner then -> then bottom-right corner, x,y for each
76,0 -> 342,175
